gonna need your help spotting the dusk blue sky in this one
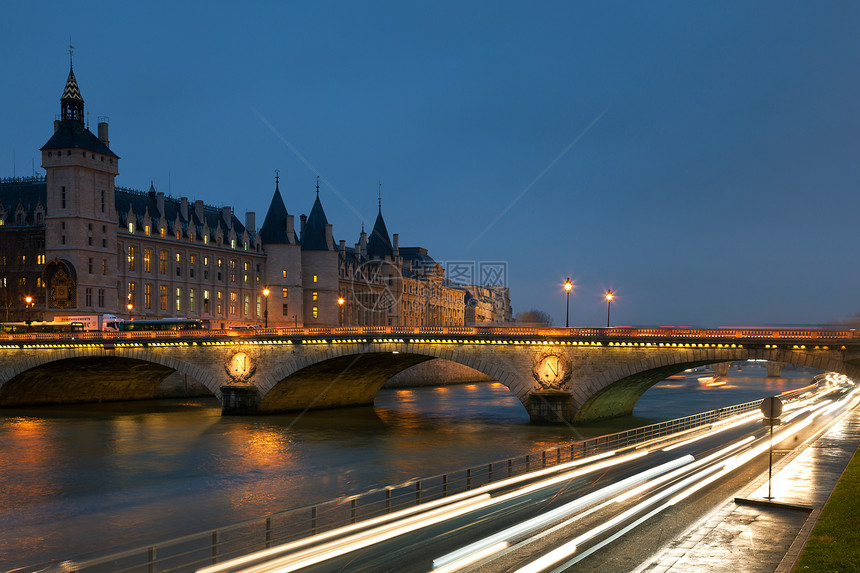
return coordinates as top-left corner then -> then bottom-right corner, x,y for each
3,2 -> 859,327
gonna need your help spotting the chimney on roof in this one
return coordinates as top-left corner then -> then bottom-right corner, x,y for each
54,120 -> 61,133
286,214 -> 295,243
299,214 -> 307,236
339,239 -> 346,253
325,223 -> 334,250
194,200 -> 204,221
222,206 -> 232,227
245,211 -> 256,232
359,227 -> 367,258
98,121 -> 109,146
157,192 -> 165,217
180,197 -> 188,221
393,233 -> 399,258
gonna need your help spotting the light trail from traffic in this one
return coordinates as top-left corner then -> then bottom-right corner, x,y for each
194,377 -> 857,573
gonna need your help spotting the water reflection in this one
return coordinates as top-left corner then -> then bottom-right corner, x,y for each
0,364 -> 818,568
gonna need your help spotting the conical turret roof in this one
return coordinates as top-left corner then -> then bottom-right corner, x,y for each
259,180 -> 295,244
301,187 -> 333,251
367,206 -> 393,259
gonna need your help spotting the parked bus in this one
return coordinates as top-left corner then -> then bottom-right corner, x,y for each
0,321 -> 82,334
118,318 -> 205,332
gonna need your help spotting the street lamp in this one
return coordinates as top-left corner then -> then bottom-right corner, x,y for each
24,296 -> 33,331
563,278 -> 573,328
127,302 -> 133,320
262,287 -> 270,328
605,289 -> 614,327
338,295 -> 345,326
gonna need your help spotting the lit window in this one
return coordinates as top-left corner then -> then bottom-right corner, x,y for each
145,225 -> 151,236
313,275 -> 318,283
312,306 -> 318,319
128,222 -> 134,234
230,239 -> 236,249
204,235 -> 209,244
282,270 -> 287,278
312,291 -> 318,301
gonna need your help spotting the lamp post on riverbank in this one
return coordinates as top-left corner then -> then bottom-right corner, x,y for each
564,278 -> 573,328
262,287 -> 270,328
24,296 -> 33,331
605,289 -> 614,327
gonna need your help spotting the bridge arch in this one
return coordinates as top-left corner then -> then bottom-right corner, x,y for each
0,348 -> 223,407
256,343 -> 525,414
572,347 -> 860,422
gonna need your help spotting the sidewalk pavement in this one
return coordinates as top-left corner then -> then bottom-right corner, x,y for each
633,403 -> 860,573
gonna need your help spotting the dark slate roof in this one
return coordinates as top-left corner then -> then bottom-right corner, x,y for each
367,207 -> 393,259
259,181 -> 294,244
114,187 -> 247,239
0,179 -> 47,216
301,193 -> 332,251
41,120 -> 119,158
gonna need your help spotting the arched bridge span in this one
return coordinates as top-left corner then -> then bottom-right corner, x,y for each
2,326 -> 860,423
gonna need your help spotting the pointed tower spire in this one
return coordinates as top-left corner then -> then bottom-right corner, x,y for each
302,181 -> 333,251
367,184 -> 393,260
61,46 -> 85,126
259,175 -> 295,244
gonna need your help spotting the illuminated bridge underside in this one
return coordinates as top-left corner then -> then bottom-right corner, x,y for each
259,353 -> 431,413
0,356 -> 175,407
3,326 -> 860,423
575,361 -> 720,421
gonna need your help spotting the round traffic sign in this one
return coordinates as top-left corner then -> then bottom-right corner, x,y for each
761,396 -> 783,418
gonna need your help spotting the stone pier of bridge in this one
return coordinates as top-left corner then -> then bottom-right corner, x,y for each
1,332 -> 859,423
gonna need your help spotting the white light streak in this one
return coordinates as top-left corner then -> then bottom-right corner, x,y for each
431,542 -> 509,573
433,455 -> 691,570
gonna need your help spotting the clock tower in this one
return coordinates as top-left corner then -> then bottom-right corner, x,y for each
40,54 -> 120,312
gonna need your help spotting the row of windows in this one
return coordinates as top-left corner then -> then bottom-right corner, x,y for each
46,150 -> 113,165
125,246 -> 263,284
0,276 -> 45,289
125,282 -> 275,318
0,254 -> 46,266
0,211 -> 44,225
126,222 -> 253,251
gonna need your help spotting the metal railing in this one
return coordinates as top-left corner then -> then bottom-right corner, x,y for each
30,394 -> 792,573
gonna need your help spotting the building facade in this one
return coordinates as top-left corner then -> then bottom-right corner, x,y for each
0,62 -> 511,328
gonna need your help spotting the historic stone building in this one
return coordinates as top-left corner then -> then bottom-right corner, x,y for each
0,61 -> 511,328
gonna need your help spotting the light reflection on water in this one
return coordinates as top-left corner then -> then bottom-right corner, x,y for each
0,365 -> 816,568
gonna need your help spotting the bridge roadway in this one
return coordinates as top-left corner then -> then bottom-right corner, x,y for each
1,326 -> 859,423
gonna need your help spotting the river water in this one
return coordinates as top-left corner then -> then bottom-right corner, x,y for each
0,362 -> 817,568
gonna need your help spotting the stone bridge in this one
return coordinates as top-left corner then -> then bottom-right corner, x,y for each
1,326 -> 859,423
